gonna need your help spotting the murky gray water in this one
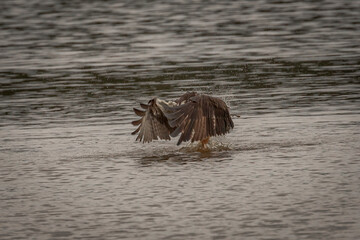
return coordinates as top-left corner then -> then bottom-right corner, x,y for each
1,0 -> 360,239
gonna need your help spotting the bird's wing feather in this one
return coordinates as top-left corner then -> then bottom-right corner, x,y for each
165,95 -> 234,145
131,99 -> 173,143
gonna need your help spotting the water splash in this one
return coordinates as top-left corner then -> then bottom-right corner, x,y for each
180,137 -> 233,153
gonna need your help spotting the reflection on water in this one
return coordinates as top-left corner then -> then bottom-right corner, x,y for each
1,0 -> 360,239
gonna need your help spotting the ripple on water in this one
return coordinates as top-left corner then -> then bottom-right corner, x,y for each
1,0 -> 360,239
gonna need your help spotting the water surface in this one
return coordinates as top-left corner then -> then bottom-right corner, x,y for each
1,0 -> 360,239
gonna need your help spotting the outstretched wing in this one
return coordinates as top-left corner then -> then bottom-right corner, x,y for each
165,95 -> 234,145
131,98 -> 174,143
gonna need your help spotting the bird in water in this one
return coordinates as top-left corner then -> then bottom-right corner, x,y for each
131,92 -> 234,148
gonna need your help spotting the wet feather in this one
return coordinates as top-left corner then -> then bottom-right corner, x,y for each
131,92 -> 234,145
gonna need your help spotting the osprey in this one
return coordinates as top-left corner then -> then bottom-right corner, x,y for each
131,92 -> 234,147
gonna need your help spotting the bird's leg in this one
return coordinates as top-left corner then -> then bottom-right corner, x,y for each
201,137 -> 210,148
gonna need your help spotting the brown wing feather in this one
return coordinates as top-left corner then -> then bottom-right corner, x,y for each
133,108 -> 145,116
175,91 -> 198,104
165,94 -> 234,145
140,103 -> 148,109
131,99 -> 173,143
131,118 -> 142,126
